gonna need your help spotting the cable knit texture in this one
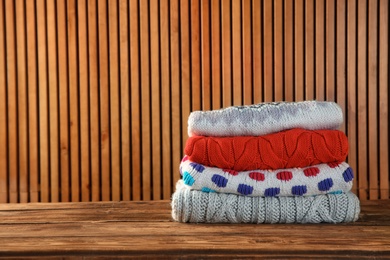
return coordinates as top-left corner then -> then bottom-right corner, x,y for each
179,157 -> 354,197
171,180 -> 360,224
184,128 -> 349,171
188,101 -> 343,137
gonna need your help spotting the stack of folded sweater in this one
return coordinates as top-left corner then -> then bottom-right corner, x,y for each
171,101 -> 360,224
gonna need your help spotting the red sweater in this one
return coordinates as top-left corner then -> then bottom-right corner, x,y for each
184,128 -> 349,171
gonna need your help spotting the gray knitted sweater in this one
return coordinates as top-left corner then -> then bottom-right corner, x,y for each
171,180 -> 360,224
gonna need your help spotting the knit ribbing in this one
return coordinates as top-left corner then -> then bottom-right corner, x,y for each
184,128 -> 349,171
188,101 -> 343,137
171,180 -> 360,224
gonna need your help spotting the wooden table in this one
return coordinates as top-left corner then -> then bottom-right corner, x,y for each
0,200 -> 389,259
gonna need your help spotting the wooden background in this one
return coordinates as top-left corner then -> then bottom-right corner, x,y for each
0,0 -> 388,203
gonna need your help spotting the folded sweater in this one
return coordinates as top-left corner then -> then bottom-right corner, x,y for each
184,128 -> 349,171
180,157 -> 354,197
171,180 -> 360,224
188,101 -> 343,137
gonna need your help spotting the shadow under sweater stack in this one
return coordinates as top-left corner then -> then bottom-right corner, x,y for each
171,101 -> 360,223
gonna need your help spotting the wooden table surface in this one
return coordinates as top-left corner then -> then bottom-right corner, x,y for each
0,199 -> 389,259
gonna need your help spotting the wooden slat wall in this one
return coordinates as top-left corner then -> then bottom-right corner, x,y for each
0,0 -> 388,203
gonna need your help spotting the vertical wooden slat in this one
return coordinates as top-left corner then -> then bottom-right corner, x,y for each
119,0 -> 130,201
78,0 -> 90,202
150,0 -> 161,200
274,0 -> 283,101
232,0 -> 242,105
140,0 -> 151,200
201,0 -> 211,110
160,0 -> 172,199
88,0 -> 100,202
379,0 -> 389,200
26,1 -> 39,203
315,0 -> 325,101
252,0 -> 262,103
0,0 -> 8,203
336,0 -> 346,133
263,0 -> 273,102
221,0 -> 232,107
129,0 -> 141,200
325,0 -> 335,101
305,0 -> 314,100
191,0 -> 201,111
242,0 -> 252,105
347,0 -> 358,196
357,0 -> 368,200
294,0 -> 304,101
98,0 -> 110,201
15,0 -> 28,203
37,0 -> 49,202
211,0 -> 221,109
170,0 -> 182,188
47,0 -> 59,202
367,0 -> 378,200
283,0 -> 293,102
108,0 -> 121,201
180,0 -> 191,154
57,0 -> 70,202
5,0 -> 18,203
68,0 -> 80,202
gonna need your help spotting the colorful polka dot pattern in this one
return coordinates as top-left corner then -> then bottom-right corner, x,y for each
180,158 -> 354,197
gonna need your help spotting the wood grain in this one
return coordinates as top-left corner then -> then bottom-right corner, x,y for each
119,0 -> 130,201
0,200 -> 389,258
0,0 -> 388,202
98,0 -> 110,201
170,0 -> 182,188
367,0 -> 378,200
160,0 -> 172,199
252,0 -> 262,103
129,0 -> 141,201
283,0 -> 293,102
378,0 -> 389,200
294,0 -> 304,101
242,0 -> 252,105
140,0 -> 151,201
305,0 -> 314,100
325,0 -> 335,101
211,0 -> 221,109
108,0 -> 121,201
274,0 -> 283,101
0,0 -> 8,203
15,0 -> 28,203
5,0 -> 18,203
150,0 -> 161,200
336,0 -> 346,133
46,0 -> 59,203
263,0 -> 273,102
201,0 -> 211,110
191,0 -> 202,111
88,0 -> 100,202
221,0 -> 232,107
68,0 -> 80,202
315,0 -> 325,101
37,0 -> 49,203
25,0 -> 39,203
357,0 -> 368,200
78,0 -> 90,202
347,0 -> 358,196
232,0 -> 242,106
57,0 -> 70,203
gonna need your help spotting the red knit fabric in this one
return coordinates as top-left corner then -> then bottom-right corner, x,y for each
184,128 -> 349,171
